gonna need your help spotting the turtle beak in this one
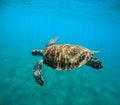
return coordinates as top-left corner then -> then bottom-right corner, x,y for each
31,50 -> 37,56
31,50 -> 35,55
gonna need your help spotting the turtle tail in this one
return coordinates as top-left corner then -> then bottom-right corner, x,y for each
86,57 -> 103,70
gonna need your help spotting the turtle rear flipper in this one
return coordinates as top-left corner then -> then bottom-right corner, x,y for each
86,57 -> 103,69
33,60 -> 44,86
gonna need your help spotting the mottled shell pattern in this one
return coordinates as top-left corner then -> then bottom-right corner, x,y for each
43,44 -> 94,70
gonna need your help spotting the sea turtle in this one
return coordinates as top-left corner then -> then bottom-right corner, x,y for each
31,37 -> 103,86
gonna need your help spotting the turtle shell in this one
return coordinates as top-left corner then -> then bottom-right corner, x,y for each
43,44 -> 93,70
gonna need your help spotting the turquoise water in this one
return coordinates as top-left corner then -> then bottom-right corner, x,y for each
0,0 -> 120,105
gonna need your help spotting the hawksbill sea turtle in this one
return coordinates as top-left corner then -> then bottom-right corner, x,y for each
31,37 -> 103,86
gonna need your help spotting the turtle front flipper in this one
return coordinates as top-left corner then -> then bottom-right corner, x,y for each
33,60 -> 44,86
86,57 -> 103,70
46,36 -> 59,47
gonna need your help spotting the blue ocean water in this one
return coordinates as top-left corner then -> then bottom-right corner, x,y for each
0,0 -> 120,105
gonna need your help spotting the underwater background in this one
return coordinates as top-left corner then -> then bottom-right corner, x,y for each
0,0 -> 120,105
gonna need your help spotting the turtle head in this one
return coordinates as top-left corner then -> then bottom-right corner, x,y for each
31,49 -> 43,57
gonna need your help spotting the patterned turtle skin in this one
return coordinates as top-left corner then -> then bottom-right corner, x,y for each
43,44 -> 93,70
31,37 -> 103,86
